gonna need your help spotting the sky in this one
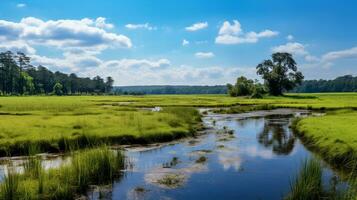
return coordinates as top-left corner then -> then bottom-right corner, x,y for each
0,0 -> 357,86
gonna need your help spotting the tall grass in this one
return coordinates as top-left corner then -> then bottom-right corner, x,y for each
0,168 -> 20,200
0,147 -> 125,200
285,159 -> 323,200
285,159 -> 357,200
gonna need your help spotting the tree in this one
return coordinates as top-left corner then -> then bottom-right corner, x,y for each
105,76 -> 114,93
227,76 -> 265,97
256,52 -> 304,96
53,82 -> 63,96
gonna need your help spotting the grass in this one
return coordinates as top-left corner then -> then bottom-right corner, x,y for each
0,147 -> 124,200
1,93 -> 357,156
0,96 -> 202,156
285,159 -> 323,200
294,110 -> 357,171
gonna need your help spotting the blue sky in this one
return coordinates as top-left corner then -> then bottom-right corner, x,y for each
0,0 -> 357,85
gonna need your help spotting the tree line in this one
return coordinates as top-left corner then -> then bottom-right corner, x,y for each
113,85 -> 227,95
228,53 -> 304,97
291,75 -> 357,93
0,51 -> 113,95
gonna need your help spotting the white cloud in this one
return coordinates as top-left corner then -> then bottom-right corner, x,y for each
286,34 -> 294,41
272,42 -> 308,56
271,42 -> 319,62
125,23 -> 155,30
0,17 -> 131,55
182,39 -> 189,46
215,20 -> 278,45
195,52 -> 215,59
0,40 -> 36,54
94,17 -> 114,29
16,3 -> 26,8
185,22 -> 208,32
321,47 -> 357,62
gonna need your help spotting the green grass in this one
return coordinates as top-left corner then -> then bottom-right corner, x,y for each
285,159 -> 323,200
1,93 -> 357,156
0,147 -> 125,200
295,110 -> 357,171
285,159 -> 357,200
0,96 -> 202,156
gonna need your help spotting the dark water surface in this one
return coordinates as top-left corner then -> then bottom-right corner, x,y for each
103,109 -> 343,200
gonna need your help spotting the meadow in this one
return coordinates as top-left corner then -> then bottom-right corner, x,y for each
1,93 -> 357,156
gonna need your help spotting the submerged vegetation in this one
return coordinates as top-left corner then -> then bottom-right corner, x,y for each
0,147 -> 124,199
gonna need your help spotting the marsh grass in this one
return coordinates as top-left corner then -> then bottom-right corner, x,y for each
285,159 -> 323,200
0,104 -> 201,156
294,110 -> 357,172
285,158 -> 357,200
0,168 -> 20,200
0,147 -> 125,200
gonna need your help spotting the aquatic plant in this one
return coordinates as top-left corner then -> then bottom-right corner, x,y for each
0,147 -> 125,200
285,159 -> 323,200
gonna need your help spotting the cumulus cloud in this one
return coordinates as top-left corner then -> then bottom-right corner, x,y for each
94,17 -> 114,29
185,22 -> 208,32
195,52 -> 215,59
125,23 -> 155,30
215,20 -> 278,44
271,42 -> 318,62
0,40 -> 36,54
16,3 -> 26,8
272,43 -> 357,70
182,39 -> 189,46
272,42 -> 308,56
0,17 -> 131,55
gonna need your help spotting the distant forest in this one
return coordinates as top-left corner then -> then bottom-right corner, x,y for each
0,51 -> 113,95
115,75 -> 357,95
114,85 -> 227,95
292,75 -> 357,93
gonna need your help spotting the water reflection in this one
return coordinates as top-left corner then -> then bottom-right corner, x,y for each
257,115 -> 296,155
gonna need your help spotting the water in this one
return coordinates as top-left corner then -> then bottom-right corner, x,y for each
108,109 -> 343,200
0,109 -> 345,199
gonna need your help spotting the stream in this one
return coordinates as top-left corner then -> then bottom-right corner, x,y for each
0,109 -> 347,199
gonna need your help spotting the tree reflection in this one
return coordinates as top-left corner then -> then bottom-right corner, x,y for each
257,115 -> 295,155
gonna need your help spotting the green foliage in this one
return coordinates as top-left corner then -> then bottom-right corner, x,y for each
257,52 -> 304,96
293,75 -> 357,93
227,76 -> 266,98
0,51 -> 114,95
114,85 -> 227,95
52,82 -> 63,96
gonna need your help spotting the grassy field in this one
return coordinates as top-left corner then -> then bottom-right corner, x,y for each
294,110 -> 357,171
1,93 -> 357,156
0,96 -> 202,156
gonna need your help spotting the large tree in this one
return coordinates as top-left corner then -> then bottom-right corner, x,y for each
256,52 -> 304,96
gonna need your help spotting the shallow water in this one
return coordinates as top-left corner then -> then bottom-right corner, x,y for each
0,109 -> 345,199
105,109 -> 344,200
